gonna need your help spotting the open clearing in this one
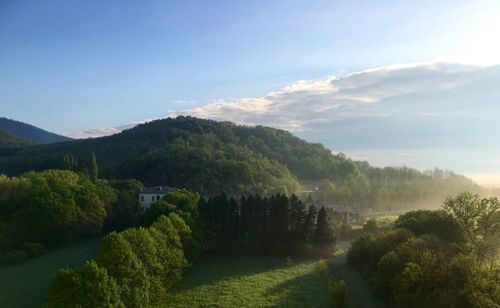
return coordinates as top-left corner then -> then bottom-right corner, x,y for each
0,239 -> 100,308
165,255 -> 333,307
166,242 -> 383,307
0,239 -> 382,308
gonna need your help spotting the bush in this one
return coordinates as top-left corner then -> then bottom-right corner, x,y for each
44,260 -> 124,308
347,229 -> 413,273
363,219 -> 378,233
0,249 -> 28,266
395,210 -> 462,242
328,278 -> 347,308
21,243 -> 46,258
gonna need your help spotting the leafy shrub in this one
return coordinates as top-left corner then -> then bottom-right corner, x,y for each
328,278 -> 347,308
363,219 -> 378,233
347,229 -> 413,273
395,210 -> 462,242
44,260 -> 124,308
0,249 -> 28,266
315,259 -> 328,279
21,243 -> 46,258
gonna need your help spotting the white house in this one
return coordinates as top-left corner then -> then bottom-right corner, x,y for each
139,186 -> 179,211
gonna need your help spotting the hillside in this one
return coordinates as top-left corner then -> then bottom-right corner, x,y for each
0,116 -> 480,204
0,117 -> 72,144
0,130 -> 38,147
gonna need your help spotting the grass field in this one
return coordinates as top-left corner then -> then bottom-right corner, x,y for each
165,255 -> 333,307
0,239 -> 100,308
0,239 -> 382,308
166,242 -> 383,307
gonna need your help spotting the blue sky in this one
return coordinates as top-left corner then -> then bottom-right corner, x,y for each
1,0 -> 500,183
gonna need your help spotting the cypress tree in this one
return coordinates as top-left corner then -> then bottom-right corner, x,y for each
89,152 -> 98,181
313,207 -> 333,246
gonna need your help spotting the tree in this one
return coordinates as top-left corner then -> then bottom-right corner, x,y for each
395,210 -> 462,242
96,232 -> 150,307
313,207 -> 334,250
149,215 -> 188,287
444,192 -> 500,265
120,228 -> 165,303
303,204 -> 317,245
1,170 -> 115,249
323,181 -> 337,204
104,179 -> 143,232
289,194 -> 307,254
44,260 -> 124,308
89,152 -> 98,181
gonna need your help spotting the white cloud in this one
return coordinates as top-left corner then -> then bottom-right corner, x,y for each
171,61 -> 497,135
65,118 -> 157,139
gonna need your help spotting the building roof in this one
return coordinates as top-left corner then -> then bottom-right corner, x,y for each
140,186 -> 179,194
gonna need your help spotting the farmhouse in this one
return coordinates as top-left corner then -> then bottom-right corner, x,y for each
139,186 -> 179,211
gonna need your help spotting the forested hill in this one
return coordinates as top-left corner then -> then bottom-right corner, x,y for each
0,116 -> 480,206
0,117 -> 72,144
0,130 -> 38,147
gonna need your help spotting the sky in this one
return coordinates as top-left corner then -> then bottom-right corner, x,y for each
1,0 -> 500,185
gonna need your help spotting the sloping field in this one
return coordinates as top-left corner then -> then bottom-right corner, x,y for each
0,239 -> 100,308
166,255 -> 333,307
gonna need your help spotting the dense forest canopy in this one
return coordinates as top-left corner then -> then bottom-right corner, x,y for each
0,116 -> 481,208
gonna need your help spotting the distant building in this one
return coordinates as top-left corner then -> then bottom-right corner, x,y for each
326,204 -> 361,224
139,186 -> 179,211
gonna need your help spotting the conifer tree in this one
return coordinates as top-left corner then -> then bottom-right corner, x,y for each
89,152 -> 98,181
314,207 -> 333,246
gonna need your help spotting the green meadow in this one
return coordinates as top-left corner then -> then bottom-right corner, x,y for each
0,240 -> 382,308
0,239 -> 100,308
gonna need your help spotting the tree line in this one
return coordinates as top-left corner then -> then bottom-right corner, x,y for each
0,169 -> 143,266
199,193 -> 335,256
346,192 -> 500,307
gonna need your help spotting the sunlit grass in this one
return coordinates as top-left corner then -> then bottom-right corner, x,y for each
165,255 -> 333,307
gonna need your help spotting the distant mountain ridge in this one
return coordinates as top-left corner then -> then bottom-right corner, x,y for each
0,130 -> 38,147
0,117 -> 479,205
0,117 -> 72,144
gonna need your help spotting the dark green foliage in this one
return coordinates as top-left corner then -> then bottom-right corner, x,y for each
20,243 -> 45,258
347,229 -> 413,273
0,249 -> 28,266
313,207 -> 334,245
0,117 -> 72,144
328,278 -> 347,308
103,179 -> 143,232
89,152 -> 98,181
0,130 -> 37,148
43,260 -> 123,308
0,117 -> 481,206
395,209 -> 462,242
362,219 -> 378,234
201,193 -> 332,256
